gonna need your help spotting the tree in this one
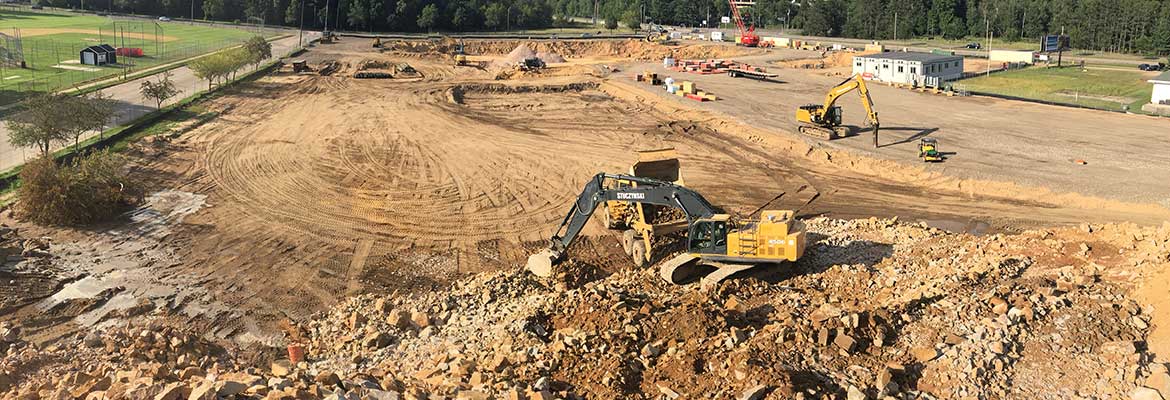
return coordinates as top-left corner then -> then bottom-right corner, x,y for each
243,35 -> 273,66
483,3 -> 506,31
417,3 -> 438,32
5,92 -> 114,155
18,150 -> 144,226
621,9 -> 640,31
6,93 -> 73,156
604,14 -> 618,30
140,72 -> 181,109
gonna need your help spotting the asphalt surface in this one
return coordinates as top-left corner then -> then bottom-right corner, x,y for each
0,33 -> 314,172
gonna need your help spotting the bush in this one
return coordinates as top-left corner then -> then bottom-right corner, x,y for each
604,15 -> 618,30
17,151 -> 144,226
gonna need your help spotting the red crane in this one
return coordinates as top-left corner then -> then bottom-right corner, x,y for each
727,0 -> 760,47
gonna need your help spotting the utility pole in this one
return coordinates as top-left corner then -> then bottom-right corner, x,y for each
298,0 -> 305,47
592,0 -> 598,26
324,0 -> 330,32
893,12 -> 898,42
190,0 -> 195,24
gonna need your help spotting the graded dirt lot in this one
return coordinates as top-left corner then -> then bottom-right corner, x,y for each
628,48 -> 1170,208
3,37 -> 1170,400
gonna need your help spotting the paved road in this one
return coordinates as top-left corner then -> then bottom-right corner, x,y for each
0,33 -> 314,171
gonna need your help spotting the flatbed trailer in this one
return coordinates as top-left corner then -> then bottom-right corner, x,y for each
727,68 -> 778,80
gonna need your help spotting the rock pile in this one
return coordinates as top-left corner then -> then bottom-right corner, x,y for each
3,217 -> 1170,399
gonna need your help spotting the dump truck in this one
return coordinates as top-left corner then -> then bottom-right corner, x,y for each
527,162 -> 807,285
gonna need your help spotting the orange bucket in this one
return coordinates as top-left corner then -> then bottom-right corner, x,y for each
287,344 -> 305,364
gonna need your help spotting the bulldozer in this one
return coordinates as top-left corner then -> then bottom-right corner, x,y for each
527,152 -> 807,285
796,73 -> 879,141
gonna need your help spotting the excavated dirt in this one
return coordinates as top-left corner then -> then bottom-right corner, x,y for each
4,38 -> 1170,399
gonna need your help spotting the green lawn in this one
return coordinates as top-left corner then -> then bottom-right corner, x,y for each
0,9 -> 261,105
956,66 -> 1156,112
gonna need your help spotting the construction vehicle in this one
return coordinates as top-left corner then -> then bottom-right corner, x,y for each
919,138 -> 943,162
645,24 -> 674,45
518,57 -> 546,71
599,149 -> 688,258
727,0 -> 760,47
372,37 -> 383,48
453,40 -> 469,66
526,165 -> 807,285
319,31 -> 336,44
796,73 -> 880,141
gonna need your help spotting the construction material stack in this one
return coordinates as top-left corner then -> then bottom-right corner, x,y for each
634,71 -> 663,85
665,80 -> 717,102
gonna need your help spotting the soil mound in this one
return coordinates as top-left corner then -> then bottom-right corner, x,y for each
536,51 -> 566,63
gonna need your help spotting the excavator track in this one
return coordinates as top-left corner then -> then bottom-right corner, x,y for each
657,253 -> 708,284
798,125 -> 850,140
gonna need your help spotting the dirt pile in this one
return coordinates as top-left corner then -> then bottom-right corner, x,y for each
536,52 -> 566,63
779,50 -> 877,69
502,44 -> 537,64
383,39 -> 760,61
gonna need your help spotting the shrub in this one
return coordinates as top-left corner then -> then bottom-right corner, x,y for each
17,151 -> 144,225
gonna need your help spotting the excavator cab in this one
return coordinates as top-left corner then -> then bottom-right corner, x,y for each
688,217 -> 729,255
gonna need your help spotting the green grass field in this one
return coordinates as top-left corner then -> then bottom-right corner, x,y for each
956,66 -> 1157,112
0,9 -> 261,105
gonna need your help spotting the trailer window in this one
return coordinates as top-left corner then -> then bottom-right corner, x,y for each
897,66 -> 904,73
910,67 -> 917,74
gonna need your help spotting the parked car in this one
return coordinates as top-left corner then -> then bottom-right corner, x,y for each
1138,63 -> 1162,71
158,16 -> 171,21
965,42 -> 982,49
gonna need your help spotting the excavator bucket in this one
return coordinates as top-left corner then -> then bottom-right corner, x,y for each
526,248 -> 560,277
631,148 -> 683,184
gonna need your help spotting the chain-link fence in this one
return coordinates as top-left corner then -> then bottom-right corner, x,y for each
0,8 -> 290,107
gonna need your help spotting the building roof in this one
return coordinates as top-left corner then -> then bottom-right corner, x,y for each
859,51 -> 962,63
1151,71 -> 1170,84
81,44 -> 114,53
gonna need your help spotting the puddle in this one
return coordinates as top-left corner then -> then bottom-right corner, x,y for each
36,190 -> 209,328
922,219 -> 992,236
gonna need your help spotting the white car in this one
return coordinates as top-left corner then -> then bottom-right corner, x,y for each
158,16 -> 171,22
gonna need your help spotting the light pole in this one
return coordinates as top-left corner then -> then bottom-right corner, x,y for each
298,0 -> 305,47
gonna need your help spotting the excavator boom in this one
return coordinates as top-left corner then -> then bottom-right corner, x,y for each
796,74 -> 879,141
527,173 -> 719,276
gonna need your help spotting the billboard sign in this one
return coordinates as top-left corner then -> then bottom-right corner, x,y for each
1041,35 -> 1070,52
721,16 -> 731,24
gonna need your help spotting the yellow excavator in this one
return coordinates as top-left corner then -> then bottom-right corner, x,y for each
796,73 -> 879,143
527,152 -> 807,285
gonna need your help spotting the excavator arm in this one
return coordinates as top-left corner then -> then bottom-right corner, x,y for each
821,74 -> 880,132
527,173 -> 719,275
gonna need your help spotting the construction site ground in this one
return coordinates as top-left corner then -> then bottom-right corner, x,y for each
627,47 -> 1170,209
3,37 -> 1170,399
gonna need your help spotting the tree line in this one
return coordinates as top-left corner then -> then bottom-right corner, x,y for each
31,0 -> 1170,55
555,0 -> 1170,55
35,0 -> 556,32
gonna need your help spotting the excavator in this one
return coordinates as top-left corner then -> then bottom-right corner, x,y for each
526,166 -> 807,285
795,73 -> 880,144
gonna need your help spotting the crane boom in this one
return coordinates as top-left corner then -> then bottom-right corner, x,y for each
727,0 -> 759,47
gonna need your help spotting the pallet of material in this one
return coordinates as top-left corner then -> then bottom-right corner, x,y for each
684,93 -> 708,101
